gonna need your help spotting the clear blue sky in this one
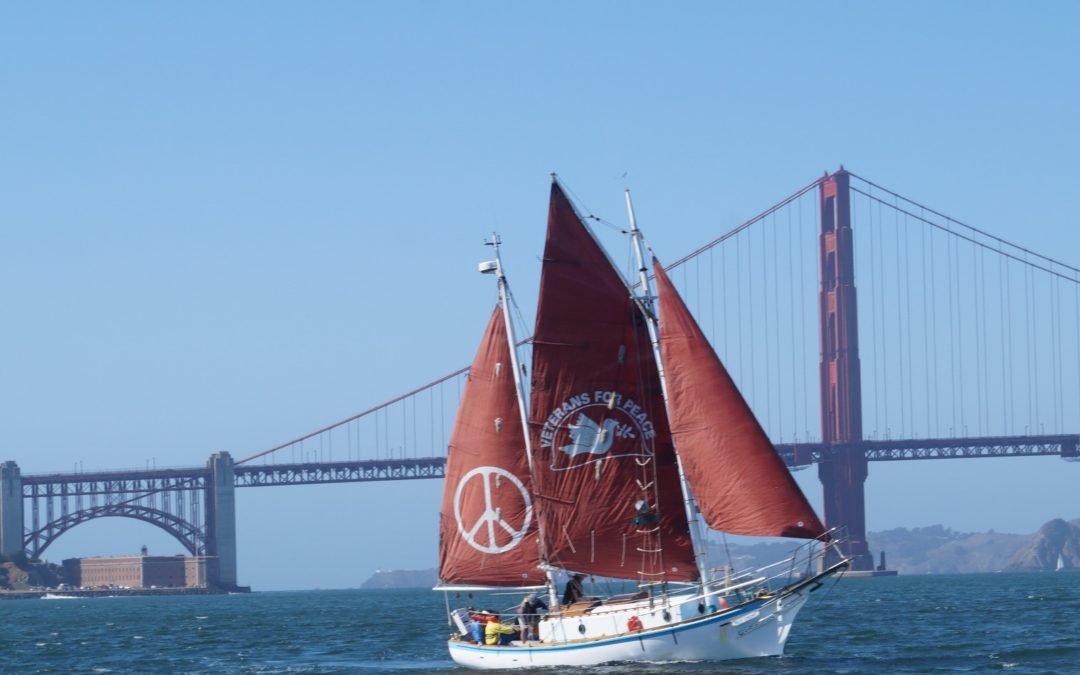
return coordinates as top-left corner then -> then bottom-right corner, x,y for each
1,2 -> 1077,590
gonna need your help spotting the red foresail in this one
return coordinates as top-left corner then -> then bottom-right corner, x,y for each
653,259 -> 827,539
528,183 -> 697,581
438,307 -> 545,586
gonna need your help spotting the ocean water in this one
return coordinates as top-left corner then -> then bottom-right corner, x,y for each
1,573 -> 1077,673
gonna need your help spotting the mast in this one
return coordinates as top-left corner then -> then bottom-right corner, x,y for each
624,190 -> 711,585
481,234 -> 558,605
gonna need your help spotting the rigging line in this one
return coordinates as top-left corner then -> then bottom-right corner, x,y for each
1075,280 -> 1079,430
848,171 -> 1080,277
851,186 -> 1080,286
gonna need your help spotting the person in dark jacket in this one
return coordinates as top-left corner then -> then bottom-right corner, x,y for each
561,573 -> 586,605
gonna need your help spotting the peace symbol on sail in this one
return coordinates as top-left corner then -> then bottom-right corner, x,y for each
453,466 -> 533,554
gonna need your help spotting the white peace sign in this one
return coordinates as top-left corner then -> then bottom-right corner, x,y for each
453,466 -> 533,554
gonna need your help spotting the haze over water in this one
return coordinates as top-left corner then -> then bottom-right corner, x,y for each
2,574 -> 1076,673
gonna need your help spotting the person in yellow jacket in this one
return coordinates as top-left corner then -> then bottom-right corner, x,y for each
484,615 -> 517,646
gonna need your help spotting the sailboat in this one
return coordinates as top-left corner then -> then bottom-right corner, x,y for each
1056,553 -> 1065,572
436,178 -> 849,669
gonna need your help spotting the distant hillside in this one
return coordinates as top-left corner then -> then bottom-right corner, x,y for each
369,519 -> 1078,586
0,557 -> 64,590
1005,518 -> 1080,571
361,568 -> 437,589
867,525 -> 1028,574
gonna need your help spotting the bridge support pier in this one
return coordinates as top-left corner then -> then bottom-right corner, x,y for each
0,461 -> 24,558
206,452 -> 238,589
819,170 -> 874,571
818,451 -> 873,569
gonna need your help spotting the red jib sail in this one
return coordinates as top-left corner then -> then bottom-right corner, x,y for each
529,183 -> 697,581
438,307 -> 545,585
653,258 -> 827,539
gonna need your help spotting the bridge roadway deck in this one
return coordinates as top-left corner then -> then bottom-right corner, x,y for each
18,434 -> 1077,489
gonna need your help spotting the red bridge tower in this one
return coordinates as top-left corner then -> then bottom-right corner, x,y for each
818,169 -> 874,571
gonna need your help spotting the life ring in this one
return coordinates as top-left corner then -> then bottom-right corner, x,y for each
627,615 -> 643,632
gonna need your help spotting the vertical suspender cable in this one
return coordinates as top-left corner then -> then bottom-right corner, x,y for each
737,231 -> 744,392
773,213 -> 783,439
868,190 -> 876,434
799,196 -> 810,439
902,207 -> 914,435
975,239 -> 985,435
748,229 -> 757,407
788,205 -> 798,440
1025,263 -> 1033,430
878,199 -> 889,435
762,215 -> 772,432
896,204 -> 906,436
921,210 -> 931,435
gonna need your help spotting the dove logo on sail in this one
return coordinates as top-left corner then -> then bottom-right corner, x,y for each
540,390 -> 655,471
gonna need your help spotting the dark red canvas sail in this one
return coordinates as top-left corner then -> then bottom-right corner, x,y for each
528,183 -> 697,581
438,307 -> 545,586
654,259 -> 827,539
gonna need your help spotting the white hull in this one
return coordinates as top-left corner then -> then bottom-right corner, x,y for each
448,567 -> 840,670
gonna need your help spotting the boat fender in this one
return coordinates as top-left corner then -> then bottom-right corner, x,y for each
697,602 -> 706,614
662,609 -> 671,622
577,621 -> 586,635
627,615 -> 643,632
718,596 -> 730,610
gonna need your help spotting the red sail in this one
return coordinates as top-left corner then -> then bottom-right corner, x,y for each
438,307 -> 545,586
654,259 -> 827,539
529,183 -> 697,582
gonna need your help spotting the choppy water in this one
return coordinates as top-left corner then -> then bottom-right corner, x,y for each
1,573 -> 1077,673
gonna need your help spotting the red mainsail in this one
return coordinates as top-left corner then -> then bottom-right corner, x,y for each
438,307 -> 545,585
528,183 -> 697,581
654,259 -> 827,539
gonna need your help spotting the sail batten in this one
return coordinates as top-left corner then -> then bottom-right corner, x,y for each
653,259 -> 827,540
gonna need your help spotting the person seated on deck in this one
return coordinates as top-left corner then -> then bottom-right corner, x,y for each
516,593 -> 548,641
484,615 -> 518,646
561,573 -> 586,606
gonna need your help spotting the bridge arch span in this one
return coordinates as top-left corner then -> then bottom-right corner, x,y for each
24,504 -> 206,560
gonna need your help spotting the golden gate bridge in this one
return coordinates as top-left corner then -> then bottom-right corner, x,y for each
2,168 -> 1078,586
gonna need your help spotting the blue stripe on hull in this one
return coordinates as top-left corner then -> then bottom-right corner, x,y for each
448,597 -> 769,655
